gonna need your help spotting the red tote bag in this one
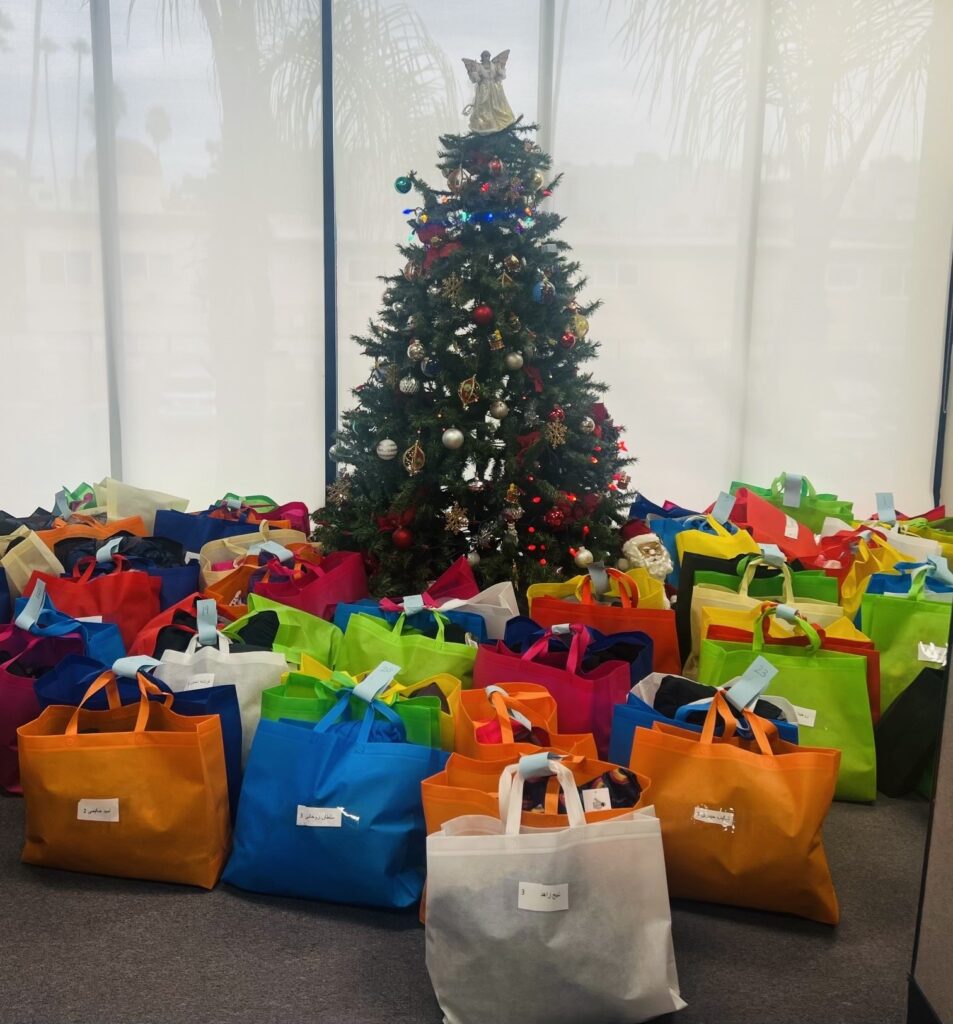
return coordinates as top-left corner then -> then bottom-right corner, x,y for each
726,488 -> 819,561
472,625 -> 631,758
530,569 -> 681,675
250,551 -> 369,621
25,556 -> 162,648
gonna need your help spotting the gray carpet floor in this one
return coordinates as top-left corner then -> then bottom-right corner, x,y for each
0,794 -> 928,1024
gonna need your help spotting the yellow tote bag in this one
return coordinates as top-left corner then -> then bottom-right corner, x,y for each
527,567 -> 667,613
0,527 -> 65,597
675,514 -> 760,564
838,535 -> 908,619
700,604 -> 869,645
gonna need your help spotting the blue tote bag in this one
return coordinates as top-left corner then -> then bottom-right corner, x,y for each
503,616 -> 654,685
33,653 -> 244,817
333,600 -> 489,643
224,670 -> 449,907
0,567 -> 10,624
14,580 -> 125,664
628,493 -> 699,522
153,507 -> 260,553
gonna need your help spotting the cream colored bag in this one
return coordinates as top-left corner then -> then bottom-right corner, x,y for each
93,477 -> 189,533
0,528 -> 64,597
199,525 -> 307,588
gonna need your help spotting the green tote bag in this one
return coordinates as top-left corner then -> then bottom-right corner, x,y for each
694,563 -> 839,603
729,473 -> 853,533
336,612 -> 476,687
860,568 -> 952,713
223,593 -> 342,667
260,670 -> 441,747
698,612 -> 876,802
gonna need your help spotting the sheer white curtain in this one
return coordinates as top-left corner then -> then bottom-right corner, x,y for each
0,1 -> 110,511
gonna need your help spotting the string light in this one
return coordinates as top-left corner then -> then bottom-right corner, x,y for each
532,496 -> 542,504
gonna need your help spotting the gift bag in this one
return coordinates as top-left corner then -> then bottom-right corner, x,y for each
223,593 -> 343,667
422,751 -> 650,836
528,566 -> 668,612
14,581 -> 126,664
473,625 -> 631,758
529,568 -> 680,674
199,527 -> 308,589
607,670 -> 800,767
0,526 -> 65,598
860,567 -> 952,712
154,627 -> 288,766
153,507 -> 280,553
698,610 -> 875,802
455,683 -> 598,761
336,612 -> 477,687
425,758 -> 684,1024
725,488 -> 819,561
35,513 -> 147,551
19,670 -> 230,888
217,493 -> 311,535
672,514 -> 761,574
92,477 -> 189,533
333,601 -> 489,644
436,581 -> 520,640
223,671 -> 449,907
808,528 -> 908,618
25,557 -> 162,649
251,551 -> 369,621
730,472 -> 853,533
0,631 -> 85,791
631,693 -> 840,923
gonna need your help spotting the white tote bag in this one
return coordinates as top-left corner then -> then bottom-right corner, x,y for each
438,582 -> 520,640
154,632 -> 288,765
426,760 -> 685,1024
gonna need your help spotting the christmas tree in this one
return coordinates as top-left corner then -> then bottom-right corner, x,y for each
315,53 -> 632,595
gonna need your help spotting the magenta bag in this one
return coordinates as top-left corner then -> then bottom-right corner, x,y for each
472,625 -> 631,759
250,551 -> 369,621
0,629 -> 85,791
257,501 -> 310,535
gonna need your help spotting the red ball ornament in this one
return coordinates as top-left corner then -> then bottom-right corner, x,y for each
392,527 -> 414,550
560,331 -> 577,349
472,303 -> 494,327
548,405 -> 565,423
488,157 -> 504,177
544,507 -> 565,528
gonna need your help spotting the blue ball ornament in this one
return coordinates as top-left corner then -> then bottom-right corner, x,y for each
394,176 -> 412,194
421,358 -> 441,377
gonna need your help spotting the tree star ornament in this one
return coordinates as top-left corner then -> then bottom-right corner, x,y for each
444,502 -> 469,534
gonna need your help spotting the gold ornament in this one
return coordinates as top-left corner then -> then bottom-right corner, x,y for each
498,270 -> 513,288
446,166 -> 470,192
402,440 -> 426,476
488,329 -> 504,351
571,312 -> 590,338
530,170 -> 544,190
505,483 -> 522,504
325,475 -> 352,508
503,255 -> 523,273
441,273 -> 464,303
403,260 -> 421,282
545,421 -> 568,447
458,375 -> 480,407
444,502 -> 469,534
508,311 -> 522,330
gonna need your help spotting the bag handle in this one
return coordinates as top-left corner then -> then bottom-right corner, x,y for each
577,566 -> 640,608
521,624 -> 589,673
393,611 -> 448,643
738,557 -> 795,602
312,678 -> 406,744
15,579 -> 50,631
73,554 -> 130,582
752,603 -> 821,652
907,565 -> 931,601
499,759 -> 586,833
699,691 -> 776,756
770,472 -> 818,507
65,671 -> 172,736
484,685 -> 535,743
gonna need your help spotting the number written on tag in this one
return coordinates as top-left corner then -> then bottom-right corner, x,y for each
77,798 -> 119,822
793,705 -> 817,728
518,881 -> 569,912
583,787 -> 611,813
693,805 -> 735,830
296,805 -> 343,828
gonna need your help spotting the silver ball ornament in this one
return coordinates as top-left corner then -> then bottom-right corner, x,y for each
441,427 -> 465,450
399,376 -> 420,395
489,400 -> 510,419
466,551 -> 481,567
328,443 -> 346,462
580,416 -> 596,434
375,438 -> 398,460
574,547 -> 594,568
407,339 -> 426,361
504,352 -> 524,371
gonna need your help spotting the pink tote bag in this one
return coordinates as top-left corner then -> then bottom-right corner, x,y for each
250,551 -> 369,621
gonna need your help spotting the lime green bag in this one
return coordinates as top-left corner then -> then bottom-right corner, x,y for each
223,593 -> 342,667
698,611 -> 876,802
729,473 -> 853,533
860,568 -> 951,713
260,670 -> 441,747
336,612 -> 476,687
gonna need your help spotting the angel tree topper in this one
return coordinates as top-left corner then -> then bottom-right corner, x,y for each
462,49 -> 515,134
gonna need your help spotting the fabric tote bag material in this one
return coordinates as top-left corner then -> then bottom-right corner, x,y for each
436,581 -> 520,640
529,569 -> 681,675
154,632 -> 288,766
198,527 -> 308,589
527,566 -> 668,613
222,593 -> 343,668
18,671 -> 230,889
92,477 -> 189,533
455,683 -> 598,761
472,626 -> 631,758
425,760 -> 684,1024
250,551 -> 369,621
336,612 -> 477,687
1,527 -> 65,597
25,559 -> 162,649
698,613 -> 875,802
730,473 -> 853,534
13,583 -> 126,665
860,568 -> 952,713
725,488 -> 819,561
673,514 -> 761,569
630,694 -> 841,923
223,684 -> 449,908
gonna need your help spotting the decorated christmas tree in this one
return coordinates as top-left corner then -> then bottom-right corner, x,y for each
314,50 -> 633,595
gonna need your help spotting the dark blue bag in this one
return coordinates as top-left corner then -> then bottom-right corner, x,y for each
14,582 -> 125,663
153,507 -> 261,553
333,600 -> 488,643
33,654 -> 243,818
0,568 -> 10,624
503,616 -> 654,685
223,676 -> 449,907
628,493 -> 699,522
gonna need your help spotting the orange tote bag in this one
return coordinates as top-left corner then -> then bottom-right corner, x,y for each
630,692 -> 841,924
18,671 -> 231,889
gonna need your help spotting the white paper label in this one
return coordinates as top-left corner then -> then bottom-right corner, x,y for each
184,551 -> 201,563
186,673 -> 216,690
918,642 -> 948,666
793,704 -> 817,728
693,805 -> 735,830
583,787 -> 611,813
76,615 -> 104,623
296,805 -> 343,828
783,515 -> 799,540
518,881 -> 569,912
77,798 -> 119,822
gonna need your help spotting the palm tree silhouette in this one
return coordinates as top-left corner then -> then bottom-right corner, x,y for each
71,37 -> 91,190
39,35 -> 59,208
